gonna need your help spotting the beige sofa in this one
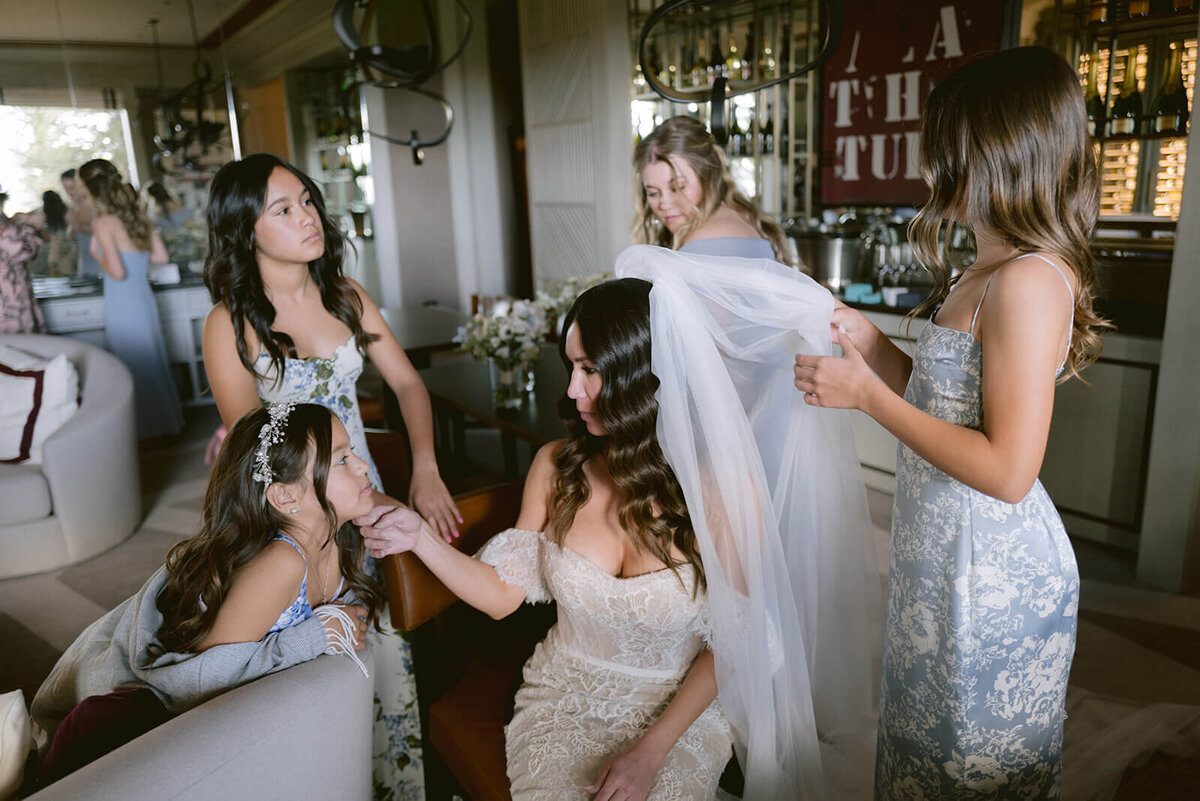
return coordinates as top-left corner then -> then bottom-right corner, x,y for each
0,334 -> 141,579
27,650 -> 376,800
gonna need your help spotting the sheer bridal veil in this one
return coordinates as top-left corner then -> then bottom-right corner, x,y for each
616,245 -> 883,800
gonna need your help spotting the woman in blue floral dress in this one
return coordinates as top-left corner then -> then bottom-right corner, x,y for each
794,48 -> 1111,799
202,153 -> 462,800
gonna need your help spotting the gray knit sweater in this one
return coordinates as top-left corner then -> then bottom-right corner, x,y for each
31,565 -> 330,740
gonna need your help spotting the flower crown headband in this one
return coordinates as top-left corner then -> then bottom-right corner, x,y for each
251,401 -> 296,486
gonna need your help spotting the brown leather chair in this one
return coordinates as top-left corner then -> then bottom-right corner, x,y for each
379,482 -> 555,801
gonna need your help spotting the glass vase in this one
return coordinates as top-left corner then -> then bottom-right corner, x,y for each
489,358 -> 535,409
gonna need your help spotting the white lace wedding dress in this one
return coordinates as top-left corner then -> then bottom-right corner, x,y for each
477,527 -> 734,800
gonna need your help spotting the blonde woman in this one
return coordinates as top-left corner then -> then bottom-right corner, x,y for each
81,158 -> 183,438
632,115 -> 793,264
794,47 -> 1110,798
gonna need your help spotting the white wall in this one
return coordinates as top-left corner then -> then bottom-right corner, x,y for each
518,0 -> 632,287
1138,22 -> 1200,593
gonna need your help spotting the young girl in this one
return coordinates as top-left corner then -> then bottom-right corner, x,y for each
201,152 -> 449,797
79,158 -> 184,440
202,153 -> 458,535
794,47 -> 1108,798
32,403 -> 379,760
633,115 -> 793,264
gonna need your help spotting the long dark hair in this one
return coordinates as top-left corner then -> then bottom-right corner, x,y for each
155,403 -> 382,654
79,159 -> 152,249
909,46 -> 1110,381
42,191 -> 68,232
550,278 -> 704,593
202,153 -> 378,384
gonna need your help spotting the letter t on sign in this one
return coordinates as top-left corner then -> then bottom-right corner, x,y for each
829,79 -> 861,129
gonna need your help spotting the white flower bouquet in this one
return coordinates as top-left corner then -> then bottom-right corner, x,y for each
455,299 -> 549,407
536,273 -> 610,337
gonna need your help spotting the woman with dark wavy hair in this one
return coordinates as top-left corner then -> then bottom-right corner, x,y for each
360,245 -> 883,800
201,153 -> 452,796
80,157 -> 183,438
33,403 -> 377,756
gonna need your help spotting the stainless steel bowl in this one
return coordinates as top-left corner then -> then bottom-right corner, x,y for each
791,230 -> 866,291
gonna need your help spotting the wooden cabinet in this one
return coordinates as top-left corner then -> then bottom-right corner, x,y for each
851,310 -> 1160,551
39,285 -> 213,405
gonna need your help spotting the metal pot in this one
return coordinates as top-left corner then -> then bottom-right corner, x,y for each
791,229 -> 866,291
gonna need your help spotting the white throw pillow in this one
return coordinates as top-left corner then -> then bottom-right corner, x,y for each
0,344 -> 80,465
0,689 -> 32,799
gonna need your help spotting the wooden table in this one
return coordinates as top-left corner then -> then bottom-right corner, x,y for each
418,345 -> 569,479
378,305 -> 471,432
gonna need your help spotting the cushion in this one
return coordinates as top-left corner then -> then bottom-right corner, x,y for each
37,689 -> 172,788
0,465 -> 52,526
0,689 -> 33,799
0,345 -> 79,465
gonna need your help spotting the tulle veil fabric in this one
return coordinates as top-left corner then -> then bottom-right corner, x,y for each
615,245 -> 883,800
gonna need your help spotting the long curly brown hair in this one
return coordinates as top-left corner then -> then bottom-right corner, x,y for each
633,115 -> 793,267
908,46 -> 1111,381
549,278 -> 704,594
154,404 -> 382,654
202,154 -> 378,387
79,159 -> 152,250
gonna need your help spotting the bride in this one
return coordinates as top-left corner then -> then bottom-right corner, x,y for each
358,245 -> 881,799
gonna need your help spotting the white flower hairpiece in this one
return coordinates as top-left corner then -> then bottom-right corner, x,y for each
251,401 -> 296,486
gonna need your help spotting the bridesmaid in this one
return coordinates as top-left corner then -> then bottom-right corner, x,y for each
80,159 -> 183,439
632,115 -> 792,263
794,47 -> 1109,799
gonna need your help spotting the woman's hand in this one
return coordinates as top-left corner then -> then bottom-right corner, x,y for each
408,468 -> 462,542
322,603 -> 368,651
794,327 -> 883,411
204,425 -> 228,465
355,505 -> 431,559
585,741 -> 665,801
829,299 -> 874,350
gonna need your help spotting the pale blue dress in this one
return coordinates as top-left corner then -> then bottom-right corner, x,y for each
75,233 -> 102,278
875,254 -> 1080,799
254,338 -> 424,801
679,236 -> 775,260
266,533 -> 346,634
103,251 -> 183,438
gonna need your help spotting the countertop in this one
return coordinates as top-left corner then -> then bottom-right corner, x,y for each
33,273 -> 208,301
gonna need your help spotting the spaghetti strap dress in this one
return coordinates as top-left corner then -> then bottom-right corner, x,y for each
254,341 -> 424,800
103,251 -> 183,438
875,254 -> 1080,799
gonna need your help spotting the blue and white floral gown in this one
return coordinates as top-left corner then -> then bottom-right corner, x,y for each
257,336 -> 425,801
875,256 -> 1080,800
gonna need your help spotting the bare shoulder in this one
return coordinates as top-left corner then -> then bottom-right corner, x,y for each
530,441 -> 564,482
236,538 -> 307,592
988,253 -> 1077,310
689,205 -> 761,241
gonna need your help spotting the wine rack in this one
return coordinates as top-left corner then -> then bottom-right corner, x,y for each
627,0 -> 822,222
1056,1 -> 1198,218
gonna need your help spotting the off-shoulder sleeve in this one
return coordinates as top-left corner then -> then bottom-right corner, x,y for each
474,528 -> 551,604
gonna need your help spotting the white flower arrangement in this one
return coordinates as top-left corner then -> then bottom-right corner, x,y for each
535,273 -> 611,337
454,298 -> 548,372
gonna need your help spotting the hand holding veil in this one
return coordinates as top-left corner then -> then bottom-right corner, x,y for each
615,245 -> 882,800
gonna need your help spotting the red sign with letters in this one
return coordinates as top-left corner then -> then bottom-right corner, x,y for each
820,1 -> 1006,206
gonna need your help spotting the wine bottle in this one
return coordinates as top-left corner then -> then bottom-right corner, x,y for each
1153,42 -> 1190,134
759,34 -> 777,79
1110,49 -> 1142,136
692,37 -> 708,88
761,101 -> 775,154
728,109 -> 745,156
725,31 -> 741,82
742,26 -> 754,80
1084,46 -> 1107,138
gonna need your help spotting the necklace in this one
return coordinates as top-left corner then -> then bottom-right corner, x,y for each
298,539 -> 333,605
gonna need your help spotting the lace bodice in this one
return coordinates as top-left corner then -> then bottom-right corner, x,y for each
478,528 -> 710,677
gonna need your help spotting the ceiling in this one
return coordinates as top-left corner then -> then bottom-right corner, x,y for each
4,0 -> 248,48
